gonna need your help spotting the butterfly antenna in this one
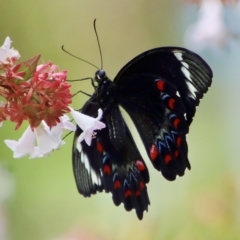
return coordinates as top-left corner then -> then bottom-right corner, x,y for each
61,45 -> 99,70
93,19 -> 103,70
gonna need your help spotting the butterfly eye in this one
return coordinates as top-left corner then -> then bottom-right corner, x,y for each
97,70 -> 106,79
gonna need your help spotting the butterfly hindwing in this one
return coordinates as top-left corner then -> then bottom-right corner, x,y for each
72,126 -> 103,196
99,106 -> 150,219
72,95 -> 103,197
73,96 -> 150,219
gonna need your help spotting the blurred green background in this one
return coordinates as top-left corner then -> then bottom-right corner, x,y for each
1,0 -> 240,239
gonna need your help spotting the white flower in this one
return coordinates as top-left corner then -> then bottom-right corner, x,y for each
4,108 -> 105,158
0,36 -> 20,65
30,125 -> 64,158
31,115 -> 76,158
43,115 -> 76,140
184,0 -> 235,51
4,122 -> 70,159
5,125 -> 35,158
69,107 -> 106,146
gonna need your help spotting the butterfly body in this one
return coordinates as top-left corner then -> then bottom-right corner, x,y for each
72,47 -> 212,219
94,72 -> 118,112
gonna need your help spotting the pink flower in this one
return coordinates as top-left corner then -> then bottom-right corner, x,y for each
0,53 -> 72,129
24,61 -> 72,129
0,102 -> 7,125
69,107 -> 106,146
0,37 -> 20,66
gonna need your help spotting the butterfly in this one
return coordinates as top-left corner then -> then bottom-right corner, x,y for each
72,47 -> 212,220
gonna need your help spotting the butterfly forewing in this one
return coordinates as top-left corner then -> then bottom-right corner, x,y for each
114,47 -> 212,124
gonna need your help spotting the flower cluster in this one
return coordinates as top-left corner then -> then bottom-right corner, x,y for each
0,37 -> 71,129
1,37 -> 105,158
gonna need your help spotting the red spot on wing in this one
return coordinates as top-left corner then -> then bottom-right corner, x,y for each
150,144 -> 159,161
124,190 -> 132,198
156,79 -> 165,91
103,165 -> 111,175
97,141 -> 103,153
173,118 -> 180,128
168,98 -> 176,109
174,150 -> 179,158
139,181 -> 145,190
136,160 -> 146,171
176,137 -> 182,146
164,154 -> 172,164
135,190 -> 141,196
114,180 -> 121,189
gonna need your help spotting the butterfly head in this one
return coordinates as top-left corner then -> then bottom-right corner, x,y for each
94,69 -> 107,83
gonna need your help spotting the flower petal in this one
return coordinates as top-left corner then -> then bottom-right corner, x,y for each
2,36 -> 11,50
69,107 -> 105,131
60,115 -> 76,131
42,115 -> 76,140
34,125 -> 62,156
78,130 -> 93,146
69,107 -> 105,146
0,37 -> 20,64
4,126 -> 35,158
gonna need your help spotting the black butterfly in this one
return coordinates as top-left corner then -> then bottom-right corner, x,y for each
72,47 -> 212,220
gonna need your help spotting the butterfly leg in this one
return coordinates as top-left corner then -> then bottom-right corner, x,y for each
72,90 -> 92,98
